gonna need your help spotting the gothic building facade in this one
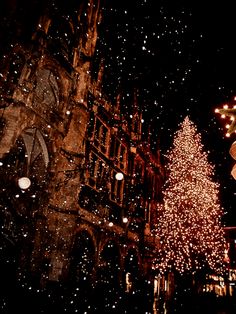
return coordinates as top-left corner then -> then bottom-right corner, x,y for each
0,0 -> 164,310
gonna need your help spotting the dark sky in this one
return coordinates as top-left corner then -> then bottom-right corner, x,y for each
0,0 -> 236,225
98,0 -> 236,225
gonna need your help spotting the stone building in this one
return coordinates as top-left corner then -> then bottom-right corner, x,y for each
0,0 -> 164,311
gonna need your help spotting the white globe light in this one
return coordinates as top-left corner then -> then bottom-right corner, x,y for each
115,172 -> 124,181
18,177 -> 31,189
123,217 -> 128,223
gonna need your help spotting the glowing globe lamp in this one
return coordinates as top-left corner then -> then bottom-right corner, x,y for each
115,172 -> 124,180
123,217 -> 128,223
18,177 -> 31,189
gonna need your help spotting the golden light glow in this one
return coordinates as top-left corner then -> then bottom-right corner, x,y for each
153,117 -> 227,275
123,217 -> 128,223
115,172 -> 124,180
18,177 -> 31,189
215,105 -> 236,136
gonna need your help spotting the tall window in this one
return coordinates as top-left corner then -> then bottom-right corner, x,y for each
88,153 -> 98,186
94,118 -> 109,155
110,170 -> 124,205
134,161 -> 144,185
88,152 -> 108,191
133,160 -> 144,210
47,18 -> 74,62
110,137 -> 127,171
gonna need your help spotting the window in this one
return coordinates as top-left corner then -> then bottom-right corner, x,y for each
110,170 -> 124,205
119,145 -> 127,170
134,161 -> 144,184
145,202 -> 152,223
33,69 -> 60,113
133,160 -> 144,208
47,18 -> 74,62
147,171 -> 154,199
110,137 -> 127,171
96,159 -> 108,190
88,153 -> 98,186
94,118 -> 109,155
88,152 -> 108,191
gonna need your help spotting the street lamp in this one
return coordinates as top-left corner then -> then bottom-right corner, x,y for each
115,172 -> 124,181
18,176 -> 31,189
123,217 -> 128,224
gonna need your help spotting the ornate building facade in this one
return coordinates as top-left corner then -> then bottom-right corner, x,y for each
0,0 -> 164,311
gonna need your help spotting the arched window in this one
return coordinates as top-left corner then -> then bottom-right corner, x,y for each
32,68 -> 60,114
47,17 -> 74,63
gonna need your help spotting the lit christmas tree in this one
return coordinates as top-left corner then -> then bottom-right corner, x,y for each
154,116 -> 227,276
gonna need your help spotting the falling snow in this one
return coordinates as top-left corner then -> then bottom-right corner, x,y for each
0,0 -> 236,313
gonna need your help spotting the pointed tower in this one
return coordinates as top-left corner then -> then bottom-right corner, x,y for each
72,0 -> 102,103
130,89 -> 143,143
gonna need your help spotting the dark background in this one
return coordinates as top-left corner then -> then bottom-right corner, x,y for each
1,0 -> 236,225
99,0 -> 236,226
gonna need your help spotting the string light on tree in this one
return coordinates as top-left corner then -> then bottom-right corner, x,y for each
153,116 -> 227,276
215,97 -> 236,137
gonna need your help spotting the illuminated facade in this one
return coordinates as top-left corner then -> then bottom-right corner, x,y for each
0,0 -> 164,309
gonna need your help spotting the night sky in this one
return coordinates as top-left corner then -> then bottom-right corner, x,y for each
1,0 -> 236,225
97,0 -> 236,226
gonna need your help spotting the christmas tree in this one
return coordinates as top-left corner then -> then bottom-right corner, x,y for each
154,116 -> 227,276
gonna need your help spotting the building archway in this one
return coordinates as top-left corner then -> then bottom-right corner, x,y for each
67,230 -> 96,312
124,247 -> 140,293
69,230 -> 96,285
99,240 -> 121,288
94,240 -> 122,311
0,127 -> 49,218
